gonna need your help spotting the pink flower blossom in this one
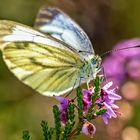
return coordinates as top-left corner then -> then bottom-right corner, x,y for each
82,89 -> 92,112
97,82 -> 121,124
56,97 -> 70,124
82,121 -> 96,138
102,38 -> 140,83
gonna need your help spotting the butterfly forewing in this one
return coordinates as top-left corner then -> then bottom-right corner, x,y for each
0,20 -> 83,96
34,6 -> 94,55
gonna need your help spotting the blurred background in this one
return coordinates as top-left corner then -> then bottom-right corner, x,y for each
0,0 -> 140,140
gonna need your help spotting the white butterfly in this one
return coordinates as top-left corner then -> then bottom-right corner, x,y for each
0,6 -> 101,96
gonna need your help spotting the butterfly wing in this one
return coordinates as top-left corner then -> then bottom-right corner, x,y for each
34,6 -> 94,54
0,20 -> 83,96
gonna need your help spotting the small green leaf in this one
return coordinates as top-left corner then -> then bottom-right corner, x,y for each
95,108 -> 107,116
91,76 -> 101,103
61,121 -> 75,140
53,105 -> 61,140
87,76 -> 101,120
22,130 -> 30,140
48,127 -> 55,140
76,87 -> 83,120
67,103 -> 75,122
41,120 -> 49,140
73,121 -> 83,138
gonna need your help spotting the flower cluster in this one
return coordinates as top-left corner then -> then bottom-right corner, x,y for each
56,77 -> 122,138
56,97 -> 70,124
102,38 -> 140,86
22,77 -> 122,140
96,82 -> 121,124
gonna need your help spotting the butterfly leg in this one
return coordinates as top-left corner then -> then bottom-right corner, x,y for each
98,66 -> 107,82
86,79 -> 91,89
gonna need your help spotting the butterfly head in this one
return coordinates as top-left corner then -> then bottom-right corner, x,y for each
90,55 -> 101,69
89,55 -> 101,78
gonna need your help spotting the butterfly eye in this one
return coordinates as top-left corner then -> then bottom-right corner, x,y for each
91,58 -> 97,65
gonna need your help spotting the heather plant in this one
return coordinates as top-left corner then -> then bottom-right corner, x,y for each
22,76 -> 121,140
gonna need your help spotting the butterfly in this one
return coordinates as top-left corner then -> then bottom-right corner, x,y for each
0,6 -> 101,96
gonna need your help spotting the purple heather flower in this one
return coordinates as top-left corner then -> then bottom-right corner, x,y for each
97,82 -> 122,124
102,38 -> 140,83
102,81 -> 121,100
82,121 -> 96,138
126,57 -> 140,79
101,102 -> 120,124
56,97 -> 70,124
96,82 -> 121,103
112,38 -> 140,79
102,56 -> 125,81
101,113 -> 110,125
113,38 -> 140,60
82,89 -> 92,112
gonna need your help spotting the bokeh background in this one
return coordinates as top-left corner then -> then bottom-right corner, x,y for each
0,0 -> 140,140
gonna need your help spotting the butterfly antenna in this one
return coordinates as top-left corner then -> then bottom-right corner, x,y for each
78,50 -> 93,54
100,45 -> 140,58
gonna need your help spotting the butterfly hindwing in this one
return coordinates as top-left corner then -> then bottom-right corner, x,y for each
34,6 -> 94,54
0,20 -> 83,96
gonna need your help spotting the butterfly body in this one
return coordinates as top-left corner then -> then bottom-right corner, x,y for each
0,6 -> 101,96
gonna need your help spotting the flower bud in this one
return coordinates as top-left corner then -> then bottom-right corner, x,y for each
82,121 -> 96,138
